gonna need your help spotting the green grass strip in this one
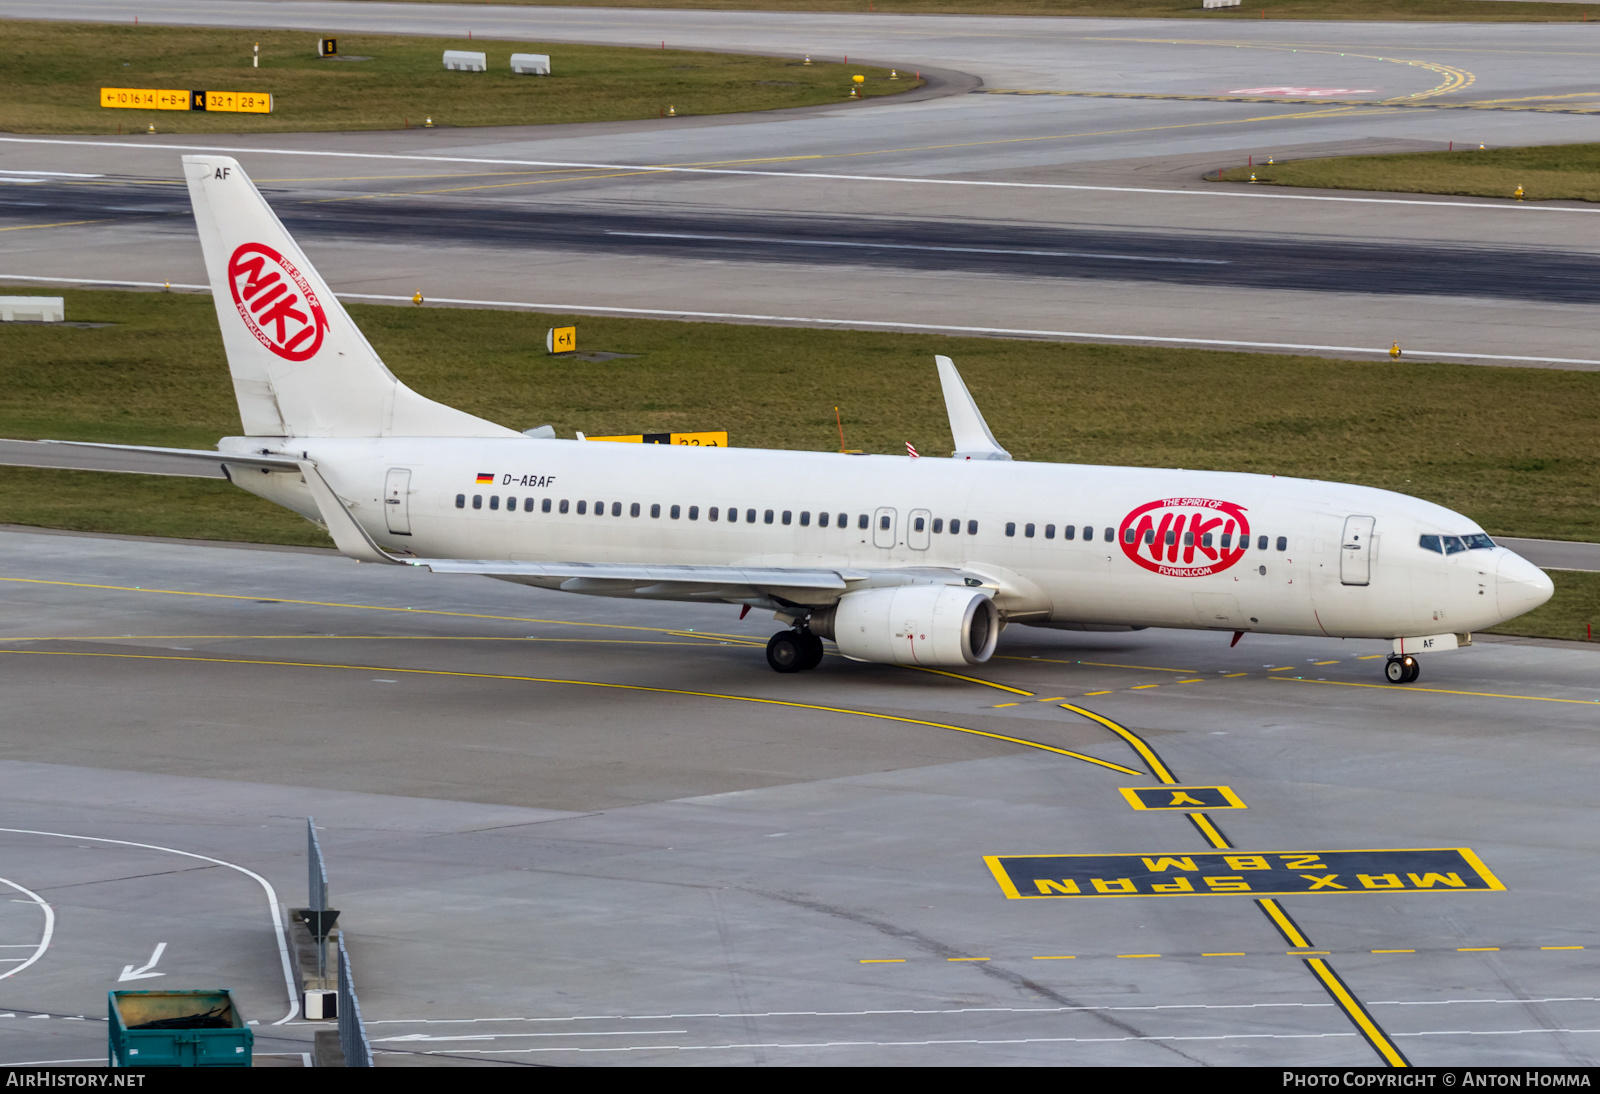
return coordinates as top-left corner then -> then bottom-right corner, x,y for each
1217,144 -> 1600,204
1,21 -> 908,135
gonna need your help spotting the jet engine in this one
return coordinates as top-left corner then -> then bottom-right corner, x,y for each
810,585 -> 999,666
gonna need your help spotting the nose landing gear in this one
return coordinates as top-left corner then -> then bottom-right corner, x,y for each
1384,655 -> 1419,684
767,628 -> 825,673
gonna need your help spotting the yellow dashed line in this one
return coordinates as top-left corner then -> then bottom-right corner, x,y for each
1541,946 -> 1585,951
1222,672 -> 1250,678
1083,691 -> 1114,696
1131,684 -> 1160,690
1202,952 -> 1246,957
1458,947 -> 1501,952
947,957 -> 989,962
1314,661 -> 1340,666
1177,678 -> 1204,684
1118,953 -> 1161,959
1372,949 -> 1416,954
859,959 -> 905,964
1273,676 -> 1600,706
1032,955 -> 1076,960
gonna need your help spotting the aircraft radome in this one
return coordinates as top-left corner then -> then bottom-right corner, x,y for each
32,156 -> 1553,683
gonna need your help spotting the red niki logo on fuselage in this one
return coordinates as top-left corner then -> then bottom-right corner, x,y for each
227,242 -> 329,361
1119,498 -> 1251,578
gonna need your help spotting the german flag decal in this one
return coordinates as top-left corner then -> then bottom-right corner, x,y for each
475,472 -> 494,484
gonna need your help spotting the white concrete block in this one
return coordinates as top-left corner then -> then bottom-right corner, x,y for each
0,296 -> 64,322
443,50 -> 488,72
1202,0 -> 1241,7
510,53 -> 550,75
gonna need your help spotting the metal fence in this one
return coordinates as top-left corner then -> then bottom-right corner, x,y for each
336,934 -> 373,1067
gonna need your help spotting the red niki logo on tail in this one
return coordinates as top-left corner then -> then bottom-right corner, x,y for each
227,242 -> 329,361
1119,498 -> 1251,578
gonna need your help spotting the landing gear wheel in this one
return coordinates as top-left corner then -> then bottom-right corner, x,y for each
797,631 -> 825,671
1385,656 -> 1419,684
766,630 -> 806,673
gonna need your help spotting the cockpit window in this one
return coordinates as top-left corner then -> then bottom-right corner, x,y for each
1421,533 -> 1495,555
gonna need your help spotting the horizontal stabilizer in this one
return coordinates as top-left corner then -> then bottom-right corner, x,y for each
936,355 -> 1011,461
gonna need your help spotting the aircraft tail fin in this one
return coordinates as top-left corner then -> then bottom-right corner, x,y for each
182,155 -> 518,440
936,356 -> 1011,461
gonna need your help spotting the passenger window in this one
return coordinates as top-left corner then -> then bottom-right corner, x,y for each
948,517 -> 960,533
839,513 -> 848,528
1144,529 -> 1155,545
1044,524 -> 1055,539
1025,523 -> 1035,538
913,516 -> 924,532
1276,536 -> 1288,551
505,497 -> 516,511
747,509 -> 757,523
1165,530 -> 1175,546
633,502 -> 644,518
490,496 -> 500,511
858,514 -> 869,530
764,510 -> 775,525
932,518 -> 943,533
819,512 -> 830,528
577,500 -> 587,514
651,503 -> 661,518
1005,522 -> 1016,537
1257,535 -> 1267,550
967,520 -> 978,535
1419,534 -> 1442,554
1083,526 -> 1094,540
1220,532 -> 1231,549
559,499 -> 569,514
782,511 -> 791,525
542,498 -> 552,513
1183,532 -> 1193,546
1064,525 -> 1075,540
524,498 -> 535,513
1105,527 -> 1114,543
879,515 -> 890,531
472,495 -> 482,510
725,507 -> 735,523
455,494 -> 465,509
709,507 -> 719,521
613,502 -> 623,517
1202,532 -> 1213,548
1123,528 -> 1135,545
688,506 -> 698,520
667,504 -> 677,519
800,511 -> 810,527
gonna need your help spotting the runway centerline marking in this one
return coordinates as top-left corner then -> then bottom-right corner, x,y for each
0,649 -> 1145,777
8,137 -> 1598,215
606,230 -> 1228,266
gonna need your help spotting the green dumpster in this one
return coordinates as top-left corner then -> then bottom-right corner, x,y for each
108,989 -> 253,1067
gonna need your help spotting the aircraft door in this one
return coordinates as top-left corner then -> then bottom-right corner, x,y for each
1340,515 -> 1375,585
385,468 -> 413,534
873,507 -> 898,549
908,509 -> 931,550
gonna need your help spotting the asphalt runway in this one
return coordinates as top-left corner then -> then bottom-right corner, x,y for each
0,527 -> 1594,1066
6,4 -> 1600,362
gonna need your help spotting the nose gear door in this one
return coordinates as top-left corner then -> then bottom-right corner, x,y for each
1340,515 -> 1375,585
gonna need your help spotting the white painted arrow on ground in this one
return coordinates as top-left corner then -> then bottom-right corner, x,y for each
118,943 -> 166,982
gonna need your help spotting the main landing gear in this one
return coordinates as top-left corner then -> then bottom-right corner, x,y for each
767,629 -> 824,673
1385,655 -> 1420,684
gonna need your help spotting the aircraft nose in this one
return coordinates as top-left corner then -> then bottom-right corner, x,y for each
1496,550 -> 1554,621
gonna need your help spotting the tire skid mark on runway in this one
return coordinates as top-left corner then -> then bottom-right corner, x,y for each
0,648 -> 1146,777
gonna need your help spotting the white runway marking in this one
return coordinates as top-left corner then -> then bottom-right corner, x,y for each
3,275 -> 1596,368
0,877 -> 53,984
3,136 -> 1597,215
0,828 -> 298,1025
606,230 -> 1229,265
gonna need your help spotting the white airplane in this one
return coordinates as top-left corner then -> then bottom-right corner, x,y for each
45,156 -> 1553,682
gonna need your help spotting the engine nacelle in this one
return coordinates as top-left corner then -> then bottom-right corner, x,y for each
812,585 -> 999,666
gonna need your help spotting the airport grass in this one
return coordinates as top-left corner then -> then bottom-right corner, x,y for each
1217,144 -> 1600,204
364,0 -> 1600,23
1485,570 -> 1600,643
0,21 -> 908,136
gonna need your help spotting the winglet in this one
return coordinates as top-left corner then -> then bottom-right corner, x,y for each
298,461 -> 405,565
936,356 -> 1011,461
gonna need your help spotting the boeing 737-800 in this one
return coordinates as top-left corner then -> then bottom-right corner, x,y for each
39,156 -> 1553,682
